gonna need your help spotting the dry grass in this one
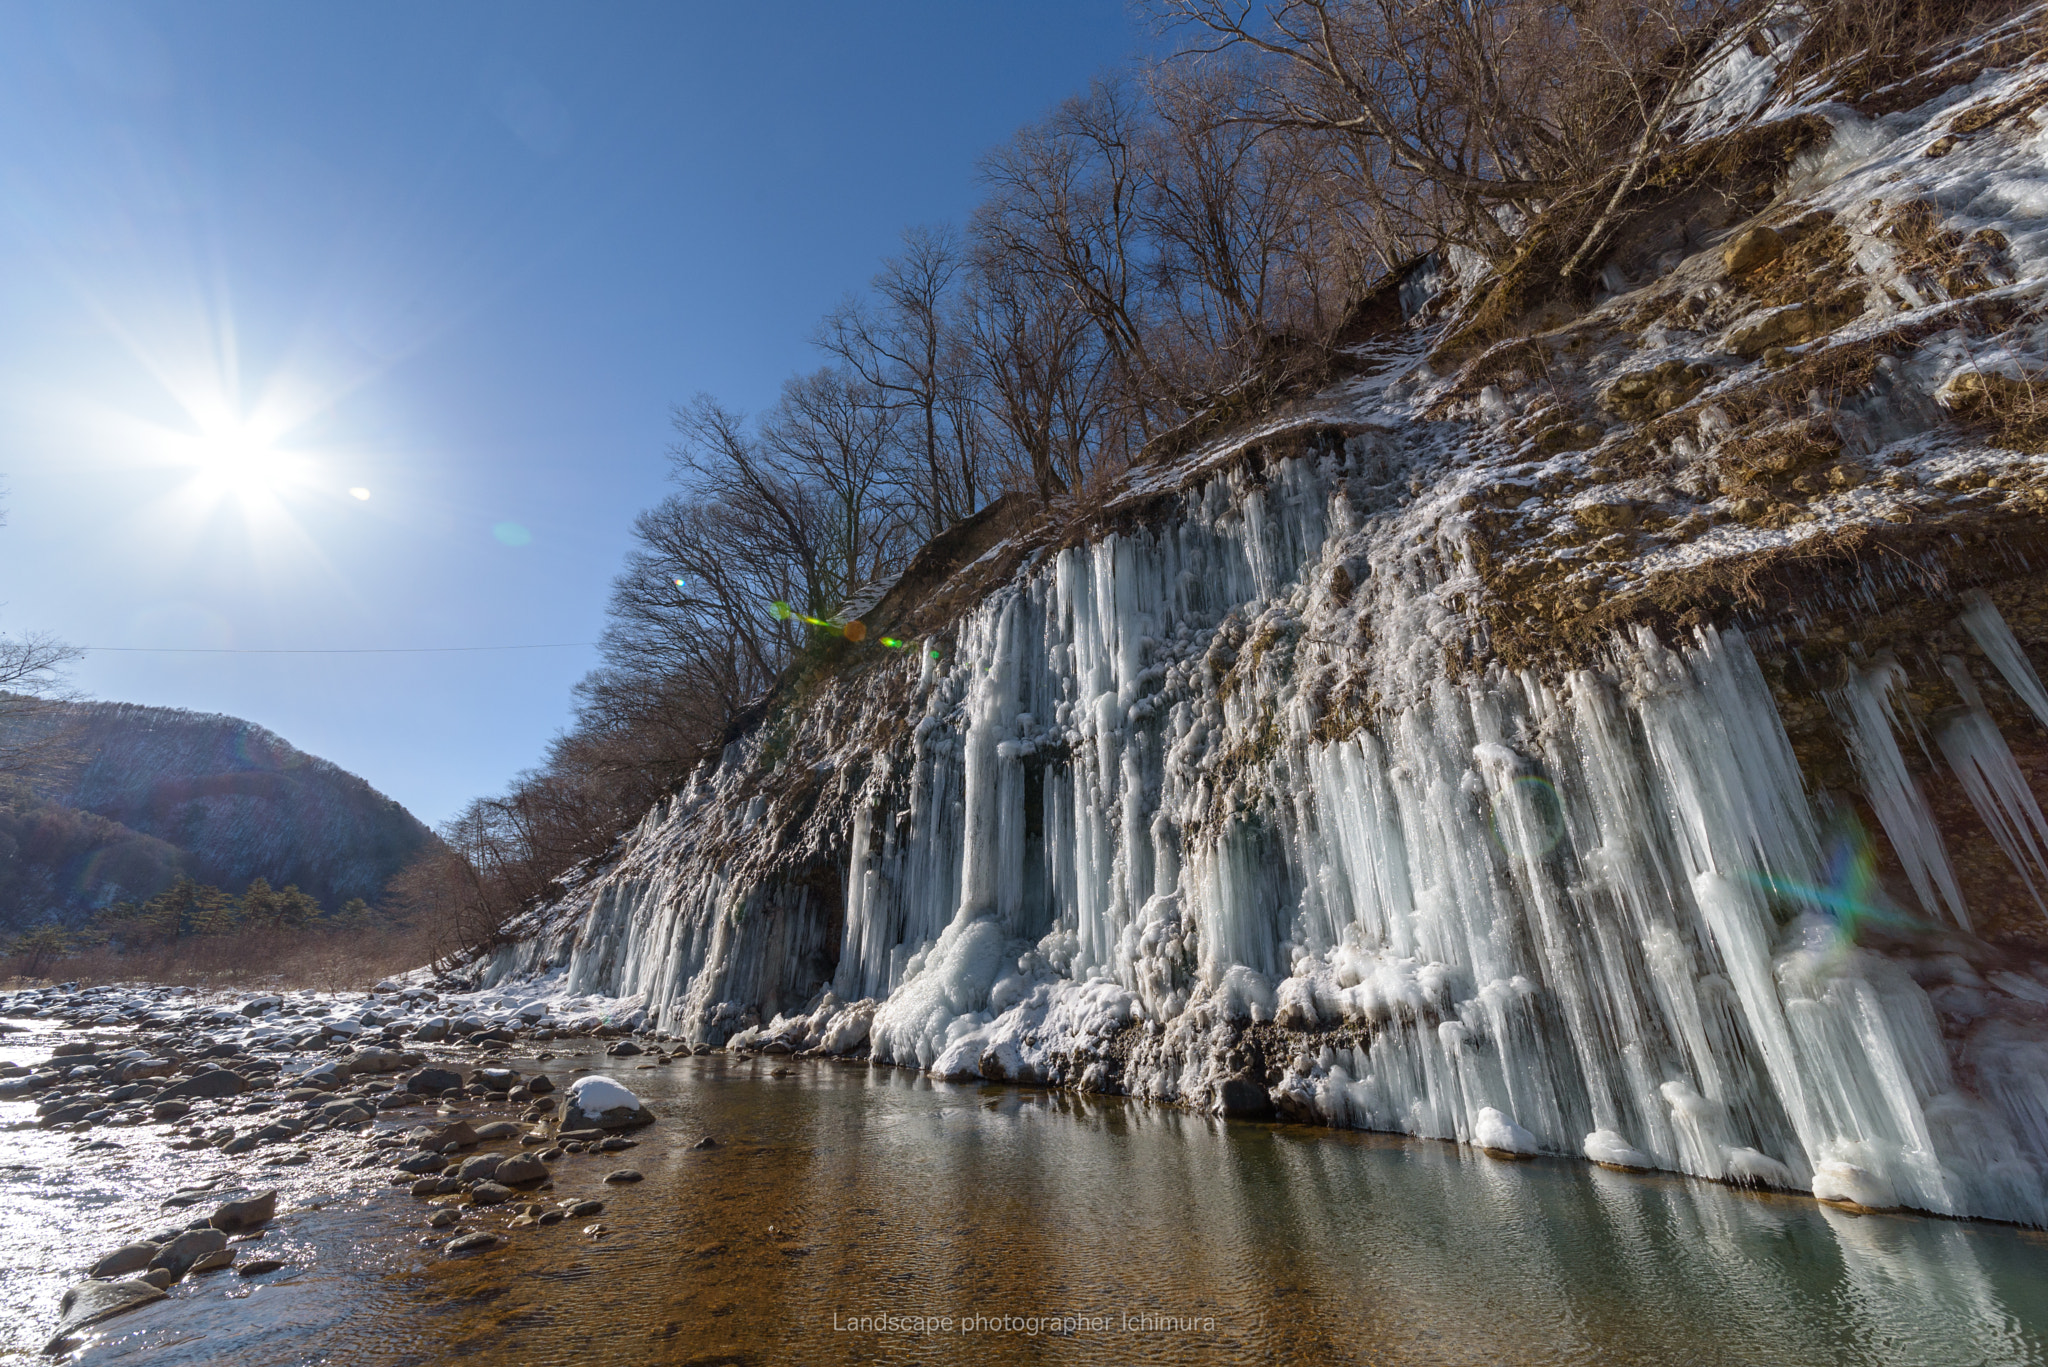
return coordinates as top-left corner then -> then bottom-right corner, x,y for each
7,922 -> 440,994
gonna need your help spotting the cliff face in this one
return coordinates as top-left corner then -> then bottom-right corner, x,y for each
485,10 -> 2048,1224
0,699 -> 435,926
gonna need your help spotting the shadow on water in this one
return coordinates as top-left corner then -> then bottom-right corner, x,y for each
33,1051 -> 2048,1366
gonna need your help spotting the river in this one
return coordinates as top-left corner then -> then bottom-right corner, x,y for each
17,1049 -> 2048,1366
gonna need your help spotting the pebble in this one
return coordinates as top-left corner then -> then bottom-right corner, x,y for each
565,1199 -> 605,1216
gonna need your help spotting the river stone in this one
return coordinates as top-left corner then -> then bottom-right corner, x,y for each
471,1068 -> 519,1091
456,1153 -> 504,1182
398,1152 -> 447,1175
422,1120 -> 479,1152
45,1278 -> 165,1348
525,1073 -> 554,1095
401,1065 -> 462,1098
606,1040 -> 643,1057
690,1135 -> 720,1150
149,1099 -> 191,1122
148,1227 -> 228,1277
493,1154 -> 548,1188
221,1134 -> 259,1155
473,1121 -> 524,1140
468,1182 -> 515,1206
209,1190 -> 277,1234
443,1232 -> 500,1255
409,1176 -> 443,1198
427,1208 -> 459,1228
190,1248 -> 236,1274
157,1070 -> 247,1102
566,1199 -> 603,1216
1216,1075 -> 1274,1119
236,1258 -> 286,1276
88,1243 -> 160,1278
603,1169 -> 643,1184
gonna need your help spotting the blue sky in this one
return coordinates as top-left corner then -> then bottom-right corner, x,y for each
0,2 -> 1147,826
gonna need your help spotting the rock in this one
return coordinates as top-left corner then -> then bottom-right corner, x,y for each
468,1182 -> 516,1206
427,1208 -> 459,1228
412,1018 -> 450,1043
348,1047 -> 410,1073
525,1073 -> 554,1095
422,1121 -> 480,1152
398,1152 -> 448,1175
157,1069 -> 248,1102
410,1176 -> 444,1198
209,1190 -> 278,1234
405,1066 -> 463,1096
236,1258 -> 286,1276
607,1040 -> 644,1057
566,1199 -> 604,1216
494,1153 -> 549,1188
564,1075 -> 655,1130
239,996 -> 282,1018
45,1278 -> 166,1349
148,1227 -> 228,1277
1726,303 -> 1817,358
1216,1075 -> 1274,1119
583,1223 -> 609,1238
691,1135 -> 721,1150
443,1232 -> 501,1256
456,1153 -> 505,1182
474,1121 -> 524,1140
190,1248 -> 236,1274
603,1169 -> 643,1184
1721,225 -> 1783,275
471,1067 -> 519,1092
221,1134 -> 259,1155
89,1243 -> 161,1278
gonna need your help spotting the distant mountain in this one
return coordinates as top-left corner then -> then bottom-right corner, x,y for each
0,698 -> 437,933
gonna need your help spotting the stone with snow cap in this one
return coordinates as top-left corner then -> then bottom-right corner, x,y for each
565,1075 -> 654,1130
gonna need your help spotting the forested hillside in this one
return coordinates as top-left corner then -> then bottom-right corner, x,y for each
0,698 -> 435,932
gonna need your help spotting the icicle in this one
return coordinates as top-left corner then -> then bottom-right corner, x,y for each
1829,660 -> 1971,930
1935,658 -> 2048,913
1960,590 -> 2048,729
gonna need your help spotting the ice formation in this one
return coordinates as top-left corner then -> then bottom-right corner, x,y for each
478,10 -> 2048,1226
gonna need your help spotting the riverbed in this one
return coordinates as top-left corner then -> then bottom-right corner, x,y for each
11,1040 -> 2045,1366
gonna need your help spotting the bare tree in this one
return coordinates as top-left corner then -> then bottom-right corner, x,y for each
0,631 -> 84,780
818,226 -> 992,536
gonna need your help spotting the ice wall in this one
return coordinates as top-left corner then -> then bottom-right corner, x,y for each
485,440 -> 2048,1227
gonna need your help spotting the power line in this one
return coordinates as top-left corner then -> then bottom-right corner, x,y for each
84,643 -> 594,655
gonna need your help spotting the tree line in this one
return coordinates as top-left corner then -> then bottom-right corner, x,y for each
394,0 -> 2005,953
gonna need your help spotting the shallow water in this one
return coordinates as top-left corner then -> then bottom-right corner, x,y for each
19,1048 -> 2048,1366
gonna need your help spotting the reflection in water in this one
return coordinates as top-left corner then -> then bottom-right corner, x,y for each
26,1052 -> 2048,1366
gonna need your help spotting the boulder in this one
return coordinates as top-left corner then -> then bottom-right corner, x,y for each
456,1153 -> 504,1183
1215,1075 -> 1274,1119
209,1190 -> 278,1234
493,1153 -> 548,1187
564,1075 -> 654,1130
405,1066 -> 463,1096
88,1243 -> 161,1279
45,1279 -> 165,1351
148,1227 -> 228,1278
422,1120 -> 480,1152
1720,225 -> 1783,275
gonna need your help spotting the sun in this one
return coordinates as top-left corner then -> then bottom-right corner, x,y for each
182,410 -> 302,502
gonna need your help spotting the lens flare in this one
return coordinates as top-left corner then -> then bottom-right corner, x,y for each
349,487 -> 371,501
768,601 -> 900,646
1488,774 -> 1568,860
1752,808 -> 1919,952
